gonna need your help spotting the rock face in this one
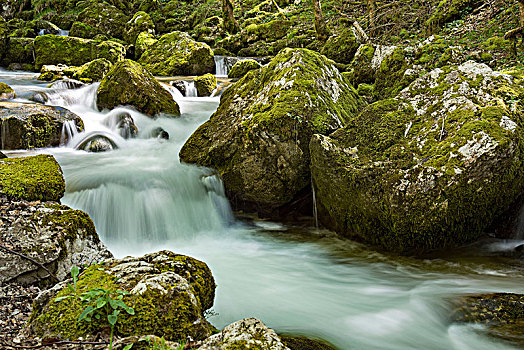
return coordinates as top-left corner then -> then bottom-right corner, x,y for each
228,59 -> 262,79
76,134 -> 117,152
0,102 -> 84,150
451,293 -> 524,347
96,59 -> 180,117
29,251 -> 216,342
138,31 -> 215,76
180,48 -> 364,214
33,35 -> 125,70
310,61 -> 524,253
0,155 -> 65,202
72,58 -> 113,83
198,318 -> 290,350
0,196 -> 113,285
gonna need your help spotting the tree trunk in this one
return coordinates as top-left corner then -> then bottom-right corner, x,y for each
223,0 -> 240,34
312,0 -> 330,41
367,0 -> 376,36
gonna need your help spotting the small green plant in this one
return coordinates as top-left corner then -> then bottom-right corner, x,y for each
55,267 -> 135,350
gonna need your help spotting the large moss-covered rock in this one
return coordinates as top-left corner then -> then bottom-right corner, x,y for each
243,20 -> 292,43
228,59 -> 262,79
194,73 -> 216,97
0,193 -> 112,285
72,58 -> 112,83
451,293 -> 524,347
373,46 -> 415,101
0,102 -> 84,149
198,318 -> 289,350
0,82 -> 15,99
0,154 -> 64,202
72,2 -> 129,40
134,31 -> 157,60
33,35 -> 125,70
310,61 -> 524,253
69,21 -> 99,39
97,59 -> 180,117
124,11 -> 155,45
1,37 -> 34,67
321,27 -> 359,64
347,44 -> 376,85
29,250 -> 216,341
180,48 -> 364,214
138,31 -> 215,76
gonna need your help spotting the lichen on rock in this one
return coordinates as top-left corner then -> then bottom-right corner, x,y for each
310,61 -> 524,253
180,48 -> 365,215
228,59 -> 262,79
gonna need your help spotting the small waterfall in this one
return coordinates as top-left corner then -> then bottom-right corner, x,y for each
38,29 -> 45,36
183,81 -> 198,97
45,83 -> 99,110
58,30 -> 69,36
60,120 -> 79,146
215,56 -> 228,77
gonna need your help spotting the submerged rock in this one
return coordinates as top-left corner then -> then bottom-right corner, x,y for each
33,35 -> 125,70
310,62 -> 524,253
194,73 -> 217,97
0,82 -> 15,100
138,31 -> 215,76
29,250 -> 216,341
152,127 -> 169,140
103,112 -> 138,139
0,155 -> 65,202
451,293 -> 524,347
96,59 -> 180,117
228,59 -> 262,79
76,134 -> 117,152
180,48 -> 365,215
0,102 -> 84,149
198,318 -> 289,350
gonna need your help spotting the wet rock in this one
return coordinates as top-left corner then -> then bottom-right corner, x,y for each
34,19 -> 60,35
138,31 -> 215,76
198,318 -> 289,350
124,11 -> 155,45
194,73 -> 217,97
170,80 -> 186,96
33,35 -> 125,70
103,112 -> 138,139
72,58 -> 113,83
180,48 -> 364,216
97,59 -> 180,117
0,151 -> 6,158
0,154 -> 64,202
228,59 -> 262,79
280,335 -> 337,350
49,78 -> 85,90
77,134 -> 117,152
0,82 -> 15,100
29,250 -> 216,341
310,62 -> 524,253
152,127 -> 169,140
0,194 -> 112,286
0,102 -> 84,150
451,293 -> 524,347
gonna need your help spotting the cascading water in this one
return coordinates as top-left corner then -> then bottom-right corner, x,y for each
2,71 -> 524,350
183,81 -> 198,97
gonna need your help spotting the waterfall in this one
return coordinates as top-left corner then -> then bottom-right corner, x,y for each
58,29 -> 69,36
214,56 -> 228,77
44,83 -> 99,110
60,120 -> 79,146
183,81 -> 198,97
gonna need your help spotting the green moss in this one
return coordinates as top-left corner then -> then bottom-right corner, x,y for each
228,59 -> 262,79
1,37 -> 34,67
374,47 -> 412,101
0,154 -> 65,202
194,73 -> 217,97
37,71 -> 60,81
124,11 -> 155,45
321,27 -> 359,64
426,0 -> 480,33
0,82 -> 15,98
348,44 -> 375,85
135,32 -> 157,60
72,58 -> 112,83
69,21 -> 99,39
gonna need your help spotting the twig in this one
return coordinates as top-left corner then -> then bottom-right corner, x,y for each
0,244 -> 59,283
0,340 -> 108,349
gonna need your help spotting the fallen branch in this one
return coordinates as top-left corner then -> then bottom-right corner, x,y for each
0,244 -> 58,283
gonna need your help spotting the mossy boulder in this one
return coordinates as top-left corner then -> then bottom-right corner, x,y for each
1,37 -> 34,68
33,35 -> 125,70
451,293 -> 524,347
321,27 -> 359,64
348,44 -> 376,85
0,82 -> 15,99
69,21 -> 99,39
97,59 -> 180,117
310,61 -> 524,253
0,192 -> 112,285
373,46 -> 417,101
0,15 -> 9,58
199,318 -> 289,350
138,31 -> 214,76
228,59 -> 262,79
180,48 -> 365,215
124,11 -> 155,45
0,101 -> 84,149
134,31 -> 157,60
243,20 -> 292,43
194,73 -> 216,97
29,250 -> 216,341
72,58 -> 113,83
426,0 -> 481,34
0,154 -> 65,202
72,2 -> 129,40
281,335 -> 337,350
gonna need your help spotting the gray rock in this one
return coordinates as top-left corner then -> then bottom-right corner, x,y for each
103,112 -> 138,139
77,134 -> 117,152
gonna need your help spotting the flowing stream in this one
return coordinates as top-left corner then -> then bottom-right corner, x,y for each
2,69 -> 524,349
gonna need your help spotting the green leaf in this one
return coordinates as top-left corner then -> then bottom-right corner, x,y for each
126,307 -> 135,315
71,266 -> 79,285
78,306 -> 95,322
123,345 -> 133,350
54,295 -> 71,302
107,310 -> 120,326
96,298 -> 107,309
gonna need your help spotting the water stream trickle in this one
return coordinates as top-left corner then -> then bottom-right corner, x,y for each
1,71 -> 524,350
